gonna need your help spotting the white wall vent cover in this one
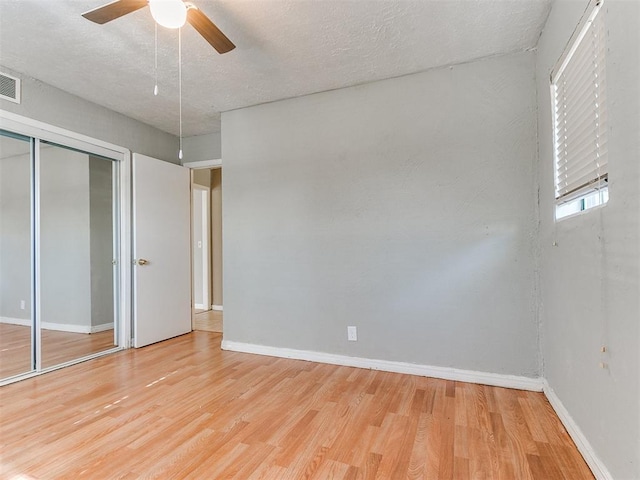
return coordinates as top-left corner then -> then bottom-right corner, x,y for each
0,72 -> 21,104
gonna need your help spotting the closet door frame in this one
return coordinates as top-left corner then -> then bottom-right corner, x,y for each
0,110 -> 132,385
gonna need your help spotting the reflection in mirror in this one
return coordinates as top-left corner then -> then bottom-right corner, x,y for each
39,142 -> 117,368
0,130 -> 34,379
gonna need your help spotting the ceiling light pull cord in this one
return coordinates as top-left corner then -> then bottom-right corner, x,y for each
154,23 -> 159,96
178,27 -> 183,161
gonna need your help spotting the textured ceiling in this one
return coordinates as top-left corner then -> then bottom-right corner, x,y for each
0,0 -> 550,137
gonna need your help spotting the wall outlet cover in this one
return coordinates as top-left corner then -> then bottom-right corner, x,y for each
347,326 -> 357,341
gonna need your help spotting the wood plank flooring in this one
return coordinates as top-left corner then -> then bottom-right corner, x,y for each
0,323 -> 115,379
193,309 -> 223,333
0,331 -> 594,479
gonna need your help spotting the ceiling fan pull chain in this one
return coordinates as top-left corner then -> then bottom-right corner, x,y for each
178,27 -> 183,161
154,23 -> 159,96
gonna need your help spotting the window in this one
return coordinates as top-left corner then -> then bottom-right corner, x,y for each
551,0 -> 607,220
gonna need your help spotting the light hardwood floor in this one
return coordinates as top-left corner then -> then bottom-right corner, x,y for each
193,309 -> 223,332
0,323 -> 116,379
0,331 -> 593,479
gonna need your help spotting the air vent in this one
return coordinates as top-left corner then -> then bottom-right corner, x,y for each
0,72 -> 21,104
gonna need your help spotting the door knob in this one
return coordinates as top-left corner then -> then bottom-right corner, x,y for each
137,258 -> 149,266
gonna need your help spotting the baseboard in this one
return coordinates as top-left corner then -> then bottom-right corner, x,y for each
543,380 -> 612,480
0,316 -> 30,327
221,340 -> 543,392
0,316 -> 113,334
194,304 -> 222,312
90,323 -> 114,334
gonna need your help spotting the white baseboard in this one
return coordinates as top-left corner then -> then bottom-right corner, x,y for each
221,340 -> 543,392
543,380 -> 612,480
0,316 -> 113,334
90,323 -> 114,334
0,316 -> 31,327
194,304 -> 222,312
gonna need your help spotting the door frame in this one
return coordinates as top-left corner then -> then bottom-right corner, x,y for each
183,159 -> 221,170
185,159 -> 222,321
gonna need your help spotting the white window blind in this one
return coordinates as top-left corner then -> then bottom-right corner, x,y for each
552,2 -> 607,204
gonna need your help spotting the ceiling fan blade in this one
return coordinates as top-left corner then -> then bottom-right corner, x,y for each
187,7 -> 235,54
82,0 -> 148,24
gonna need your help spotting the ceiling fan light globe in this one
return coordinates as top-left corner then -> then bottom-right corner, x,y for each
149,0 -> 187,29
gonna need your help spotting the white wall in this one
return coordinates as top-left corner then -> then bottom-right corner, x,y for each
536,1 -> 640,478
222,51 -> 540,377
0,65 -> 179,164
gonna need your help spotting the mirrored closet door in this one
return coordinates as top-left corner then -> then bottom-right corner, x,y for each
0,129 -> 121,382
0,131 -> 34,379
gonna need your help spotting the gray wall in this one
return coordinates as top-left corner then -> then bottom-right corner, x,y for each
0,150 -> 75,326
536,0 -> 640,478
222,51 -> 539,377
1,147 -> 116,330
0,145 -> 31,321
183,132 -> 222,163
0,65 -> 179,164
89,156 -> 114,328
211,168 -> 223,306
39,146 -> 92,328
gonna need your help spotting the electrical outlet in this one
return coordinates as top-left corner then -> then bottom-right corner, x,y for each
20,300 -> 26,310
347,326 -> 357,342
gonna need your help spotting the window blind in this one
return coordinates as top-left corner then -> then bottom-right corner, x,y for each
552,3 -> 607,203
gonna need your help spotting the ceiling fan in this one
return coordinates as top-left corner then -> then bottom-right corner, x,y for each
82,0 -> 235,54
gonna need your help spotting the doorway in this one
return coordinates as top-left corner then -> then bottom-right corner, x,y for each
192,185 -> 210,312
190,166 -> 222,332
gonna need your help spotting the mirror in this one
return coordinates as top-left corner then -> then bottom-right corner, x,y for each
0,131 -> 34,378
39,142 -> 117,368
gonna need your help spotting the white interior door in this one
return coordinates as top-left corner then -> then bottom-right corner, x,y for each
132,153 -> 191,347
